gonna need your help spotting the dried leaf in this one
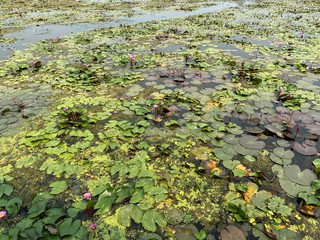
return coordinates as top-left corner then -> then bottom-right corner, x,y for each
298,205 -> 320,218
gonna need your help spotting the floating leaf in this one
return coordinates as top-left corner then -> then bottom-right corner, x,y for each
313,158 -> 320,174
220,226 -> 246,240
250,190 -> 272,212
279,178 -> 312,197
284,165 -> 317,186
50,181 -> 68,195
43,208 -> 66,225
298,192 -> 320,206
0,183 -> 13,198
276,140 -> 291,148
6,197 -> 22,214
15,156 -> 38,168
239,135 -> 265,150
234,144 -> 259,156
223,134 -> 239,145
270,153 -> 292,165
28,193 -> 53,218
265,124 -> 284,138
58,218 -> 81,237
138,233 -> 162,240
141,209 -> 166,232
130,188 -> 144,204
195,229 -> 207,240
292,142 -> 318,156
95,188 -> 117,214
273,147 -> 294,159
213,148 -> 233,161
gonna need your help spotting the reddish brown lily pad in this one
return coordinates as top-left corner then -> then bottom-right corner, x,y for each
292,142 -> 318,156
220,226 -> 246,240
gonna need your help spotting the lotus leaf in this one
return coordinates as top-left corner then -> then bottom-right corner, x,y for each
239,135 -> 265,150
244,155 -> 256,162
226,126 -> 244,135
264,224 -> 302,240
195,229 -> 207,240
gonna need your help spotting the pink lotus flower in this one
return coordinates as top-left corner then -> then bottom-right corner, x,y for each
83,192 -> 92,200
90,222 -> 97,230
0,210 -> 7,220
129,54 -> 135,60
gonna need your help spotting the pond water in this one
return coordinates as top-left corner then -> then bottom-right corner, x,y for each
1,2 -> 239,60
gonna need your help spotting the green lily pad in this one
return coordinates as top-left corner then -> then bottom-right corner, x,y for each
223,134 -> 239,145
270,153 -> 292,166
234,143 -> 259,156
284,164 -> 317,186
279,178 -> 312,198
226,127 -> 244,135
239,135 -> 265,150
250,191 -> 272,212
276,140 -> 291,148
221,144 -> 237,156
213,148 -> 233,161
223,160 -> 241,170
273,147 -> 294,159
50,181 -> 68,195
